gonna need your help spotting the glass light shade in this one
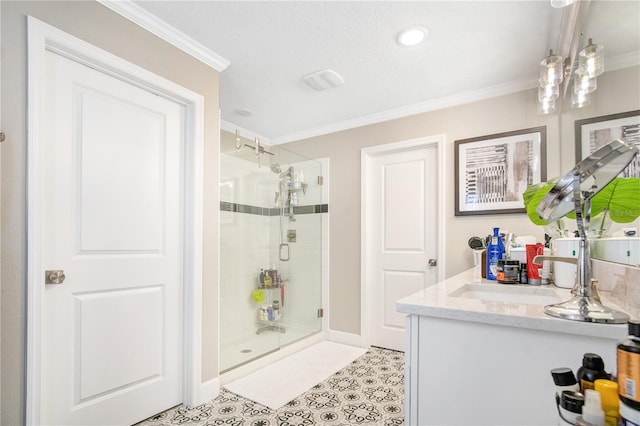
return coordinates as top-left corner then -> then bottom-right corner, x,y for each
574,71 -> 597,94
538,83 -> 559,102
537,98 -> 556,115
539,51 -> 564,87
578,39 -> 604,78
571,89 -> 591,109
550,0 -> 576,7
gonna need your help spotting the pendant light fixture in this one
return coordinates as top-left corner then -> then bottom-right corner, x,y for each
537,50 -> 563,115
537,38 -> 604,114
571,90 -> 591,109
539,50 -> 564,88
573,69 -> 597,95
538,83 -> 559,102
537,98 -> 557,115
578,38 -> 604,79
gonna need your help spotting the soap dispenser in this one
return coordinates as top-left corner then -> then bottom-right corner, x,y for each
486,227 -> 505,281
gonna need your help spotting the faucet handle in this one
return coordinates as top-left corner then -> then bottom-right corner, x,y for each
532,255 -> 577,266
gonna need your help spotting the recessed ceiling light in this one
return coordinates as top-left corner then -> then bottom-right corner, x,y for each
397,26 -> 428,47
234,108 -> 253,117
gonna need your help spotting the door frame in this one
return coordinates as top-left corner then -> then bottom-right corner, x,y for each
360,135 -> 446,347
26,16 -> 204,424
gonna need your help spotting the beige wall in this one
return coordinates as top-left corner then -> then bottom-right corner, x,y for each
282,66 -> 640,335
0,2 -> 220,424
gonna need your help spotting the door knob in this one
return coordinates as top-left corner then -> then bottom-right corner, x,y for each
428,259 -> 437,267
45,270 -> 66,284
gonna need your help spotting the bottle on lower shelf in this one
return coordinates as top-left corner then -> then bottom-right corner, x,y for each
257,305 -> 281,322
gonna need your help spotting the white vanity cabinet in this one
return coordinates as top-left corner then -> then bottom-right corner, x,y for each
397,269 -> 629,425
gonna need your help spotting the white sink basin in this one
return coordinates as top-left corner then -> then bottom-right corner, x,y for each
448,283 -> 562,306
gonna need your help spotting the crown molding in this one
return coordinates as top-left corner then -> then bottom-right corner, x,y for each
97,0 -> 230,72
227,51 -> 639,146
606,50 -> 640,72
270,77 -> 539,145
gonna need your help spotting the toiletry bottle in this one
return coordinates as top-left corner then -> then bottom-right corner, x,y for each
558,391 -> 585,426
486,227 -> 505,281
520,262 -> 528,284
481,249 -> 487,278
575,389 -> 605,426
619,400 -> 640,426
264,270 -> 273,288
594,379 -> 619,426
551,367 -> 580,396
617,320 -> 640,410
526,243 -> 544,285
577,353 -> 609,392
259,269 -> 265,287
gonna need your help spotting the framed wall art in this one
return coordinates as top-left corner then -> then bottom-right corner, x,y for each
454,126 -> 547,216
575,110 -> 640,177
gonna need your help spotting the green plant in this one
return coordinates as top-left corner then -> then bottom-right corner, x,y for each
523,177 -> 640,232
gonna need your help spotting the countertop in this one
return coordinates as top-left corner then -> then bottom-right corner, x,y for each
396,268 -> 630,340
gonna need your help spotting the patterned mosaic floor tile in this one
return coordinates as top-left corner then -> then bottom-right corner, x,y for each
137,346 -> 404,425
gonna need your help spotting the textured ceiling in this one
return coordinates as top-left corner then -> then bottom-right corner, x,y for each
133,1 -> 640,144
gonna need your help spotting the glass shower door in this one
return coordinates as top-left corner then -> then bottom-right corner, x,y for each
219,135 -> 324,372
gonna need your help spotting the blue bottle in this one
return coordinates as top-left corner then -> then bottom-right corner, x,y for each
486,227 -> 505,281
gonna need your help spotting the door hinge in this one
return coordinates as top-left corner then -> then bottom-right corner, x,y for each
317,308 -> 324,318
317,176 -> 323,185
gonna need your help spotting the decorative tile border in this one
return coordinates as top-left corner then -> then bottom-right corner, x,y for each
220,201 -> 328,217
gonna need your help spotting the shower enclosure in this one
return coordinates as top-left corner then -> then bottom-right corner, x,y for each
219,132 -> 325,372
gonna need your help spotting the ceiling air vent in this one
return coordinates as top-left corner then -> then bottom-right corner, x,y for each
302,69 -> 344,91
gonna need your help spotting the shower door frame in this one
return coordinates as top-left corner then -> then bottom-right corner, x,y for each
218,148 -> 328,376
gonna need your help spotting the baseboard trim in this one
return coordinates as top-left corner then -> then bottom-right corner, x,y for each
194,377 -> 220,406
327,330 -> 365,348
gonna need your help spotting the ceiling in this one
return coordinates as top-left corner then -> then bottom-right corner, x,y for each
128,1 -> 640,144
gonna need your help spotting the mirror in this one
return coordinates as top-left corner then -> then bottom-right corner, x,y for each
538,140 -> 639,222
558,0 -> 640,265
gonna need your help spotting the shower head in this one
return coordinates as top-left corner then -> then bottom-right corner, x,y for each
271,163 -> 282,174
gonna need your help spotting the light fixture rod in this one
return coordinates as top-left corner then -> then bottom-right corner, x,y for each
555,0 -> 591,108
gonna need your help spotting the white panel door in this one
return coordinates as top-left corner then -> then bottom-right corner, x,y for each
369,146 -> 439,351
39,49 -> 184,425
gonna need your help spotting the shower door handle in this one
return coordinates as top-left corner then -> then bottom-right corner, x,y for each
279,243 -> 290,261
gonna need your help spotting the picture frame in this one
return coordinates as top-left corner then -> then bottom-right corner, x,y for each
454,126 -> 547,216
575,110 -> 640,178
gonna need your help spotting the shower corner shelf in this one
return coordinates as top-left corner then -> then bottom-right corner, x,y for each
255,280 -> 286,335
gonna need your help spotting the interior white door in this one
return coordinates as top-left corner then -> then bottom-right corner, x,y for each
368,145 -> 439,351
39,49 -> 184,425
